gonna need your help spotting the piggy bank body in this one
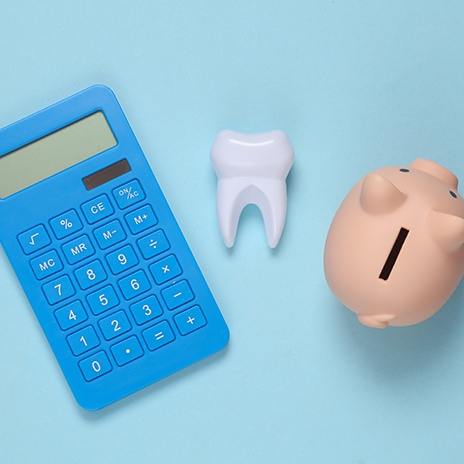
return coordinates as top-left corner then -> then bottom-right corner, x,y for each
324,159 -> 464,328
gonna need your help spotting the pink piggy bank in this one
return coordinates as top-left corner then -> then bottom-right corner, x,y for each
324,158 -> 464,328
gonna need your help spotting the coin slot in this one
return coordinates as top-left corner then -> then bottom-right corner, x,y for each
379,227 -> 410,281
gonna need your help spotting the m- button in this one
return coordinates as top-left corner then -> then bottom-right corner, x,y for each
81,195 -> 114,224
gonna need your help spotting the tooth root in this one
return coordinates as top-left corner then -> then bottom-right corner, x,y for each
211,130 -> 294,248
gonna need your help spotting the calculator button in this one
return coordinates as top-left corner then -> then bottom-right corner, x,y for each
43,275 -> 76,305
106,245 -> 139,275
99,310 -> 132,340
125,205 -> 158,234
67,326 -> 100,356
150,255 -> 182,285
174,306 -> 207,335
62,235 -> 95,265
161,280 -> 194,310
111,336 -> 144,366
142,321 -> 175,351
50,210 -> 83,239
18,225 -> 51,255
74,260 -> 107,290
79,351 -> 112,381
30,250 -> 63,280
93,219 -> 126,249
87,285 -> 119,315
130,295 -> 163,325
55,300 -> 88,330
81,194 -> 114,224
137,230 -> 170,259
113,180 -> 145,209
118,270 -> 151,300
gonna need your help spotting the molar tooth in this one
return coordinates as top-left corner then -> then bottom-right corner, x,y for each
210,130 -> 294,248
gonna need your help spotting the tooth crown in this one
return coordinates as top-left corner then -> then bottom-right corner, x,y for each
210,130 -> 294,248
210,130 -> 294,178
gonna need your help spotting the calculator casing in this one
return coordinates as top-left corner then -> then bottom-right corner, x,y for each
0,85 -> 229,410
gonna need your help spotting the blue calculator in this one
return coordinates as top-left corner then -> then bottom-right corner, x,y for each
0,85 -> 229,410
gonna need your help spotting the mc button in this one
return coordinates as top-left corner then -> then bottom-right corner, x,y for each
30,250 -> 63,280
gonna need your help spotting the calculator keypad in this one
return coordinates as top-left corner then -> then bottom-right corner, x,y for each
20,179 -> 211,385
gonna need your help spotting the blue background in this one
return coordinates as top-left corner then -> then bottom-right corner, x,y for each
1,1 -> 464,463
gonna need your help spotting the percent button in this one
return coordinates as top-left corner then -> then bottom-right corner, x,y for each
113,179 -> 145,209
50,209 -> 83,239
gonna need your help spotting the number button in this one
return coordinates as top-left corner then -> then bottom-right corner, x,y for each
43,275 -> 75,305
142,321 -> 175,351
98,310 -> 131,340
18,225 -> 51,255
161,280 -> 194,310
87,285 -> 119,315
106,245 -> 139,275
30,250 -> 63,280
174,306 -> 207,335
137,230 -> 170,259
130,295 -> 163,325
150,255 -> 182,285
67,326 -> 100,356
118,270 -> 151,300
55,300 -> 88,330
62,235 -> 95,265
93,220 -> 126,250
79,351 -> 112,381
111,336 -> 144,366
75,260 -> 107,290
125,205 -> 158,234
50,210 -> 83,239
113,180 -> 145,209
81,194 -> 114,224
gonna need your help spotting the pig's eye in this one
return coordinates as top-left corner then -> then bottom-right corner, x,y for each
399,168 -> 409,173
450,191 -> 457,198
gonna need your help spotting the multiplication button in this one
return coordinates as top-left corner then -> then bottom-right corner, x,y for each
113,180 -> 145,209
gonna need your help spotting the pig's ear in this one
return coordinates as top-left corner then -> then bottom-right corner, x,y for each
428,210 -> 464,252
360,173 -> 407,214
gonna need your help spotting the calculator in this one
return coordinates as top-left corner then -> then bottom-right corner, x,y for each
0,85 -> 229,410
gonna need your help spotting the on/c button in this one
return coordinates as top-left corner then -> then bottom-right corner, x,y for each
81,194 -> 114,224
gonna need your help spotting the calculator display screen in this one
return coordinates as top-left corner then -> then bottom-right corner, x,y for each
0,111 -> 117,198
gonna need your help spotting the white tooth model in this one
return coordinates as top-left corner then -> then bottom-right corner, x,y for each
210,130 -> 294,248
